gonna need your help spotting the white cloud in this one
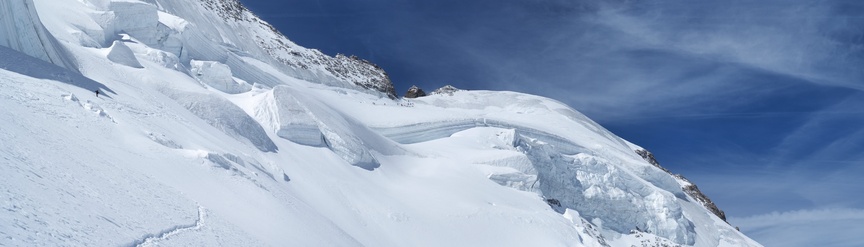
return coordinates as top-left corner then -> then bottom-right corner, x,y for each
503,0 -> 864,123
730,208 -> 864,247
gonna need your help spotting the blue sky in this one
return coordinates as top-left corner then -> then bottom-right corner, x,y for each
239,0 -> 864,245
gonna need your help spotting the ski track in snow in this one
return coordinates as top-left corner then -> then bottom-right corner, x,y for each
129,205 -> 206,247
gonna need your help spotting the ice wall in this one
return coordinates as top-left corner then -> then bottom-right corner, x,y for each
0,0 -> 76,69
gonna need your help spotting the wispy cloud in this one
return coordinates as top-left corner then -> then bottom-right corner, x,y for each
769,94 -> 864,167
590,0 -> 864,90
428,0 -> 864,123
730,208 -> 864,247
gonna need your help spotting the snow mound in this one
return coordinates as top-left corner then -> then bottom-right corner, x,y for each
106,40 -> 143,68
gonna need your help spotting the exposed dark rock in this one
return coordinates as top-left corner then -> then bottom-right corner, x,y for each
679,178 -> 727,222
545,198 -> 561,207
201,0 -> 251,22
331,54 -> 396,98
404,85 -> 427,98
635,148 -> 728,223
635,149 -> 662,168
544,198 -> 565,214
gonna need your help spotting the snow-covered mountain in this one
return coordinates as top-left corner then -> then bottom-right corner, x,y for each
0,0 -> 761,246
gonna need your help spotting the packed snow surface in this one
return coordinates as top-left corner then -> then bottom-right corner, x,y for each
0,0 -> 762,246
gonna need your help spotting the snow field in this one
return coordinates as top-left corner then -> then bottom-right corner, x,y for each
0,0 -> 763,246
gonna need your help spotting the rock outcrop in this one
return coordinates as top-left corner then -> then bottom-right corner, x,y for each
404,85 -> 427,98
198,0 -> 396,98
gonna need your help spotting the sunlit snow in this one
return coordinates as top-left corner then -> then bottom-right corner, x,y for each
0,0 -> 762,246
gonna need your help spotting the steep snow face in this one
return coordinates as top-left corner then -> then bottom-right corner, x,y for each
1,0 -> 762,246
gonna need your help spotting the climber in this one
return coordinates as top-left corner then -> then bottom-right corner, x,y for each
95,89 -> 99,98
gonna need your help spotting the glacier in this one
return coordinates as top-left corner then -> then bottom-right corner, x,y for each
0,0 -> 762,246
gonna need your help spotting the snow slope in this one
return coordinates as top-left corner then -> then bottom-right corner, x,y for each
0,0 -> 761,246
